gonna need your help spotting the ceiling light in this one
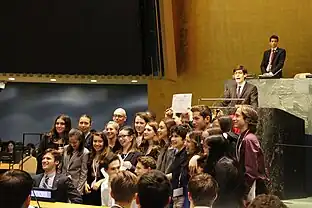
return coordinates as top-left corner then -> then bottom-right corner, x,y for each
8,77 -> 15,81
50,78 -> 57,82
90,79 -> 97,83
131,80 -> 138,83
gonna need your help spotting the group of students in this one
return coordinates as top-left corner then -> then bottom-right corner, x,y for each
4,104 -> 270,207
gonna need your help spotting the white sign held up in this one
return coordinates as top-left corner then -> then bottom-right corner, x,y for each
172,93 -> 192,114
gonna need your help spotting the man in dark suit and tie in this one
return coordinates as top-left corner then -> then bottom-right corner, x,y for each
32,148 -> 82,203
260,35 -> 286,78
221,65 -> 258,108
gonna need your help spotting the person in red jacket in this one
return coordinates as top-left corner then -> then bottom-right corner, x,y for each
233,105 -> 268,205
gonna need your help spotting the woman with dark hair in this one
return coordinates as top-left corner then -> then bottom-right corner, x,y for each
204,134 -> 243,208
62,128 -> 89,194
218,115 -> 239,159
37,114 -> 72,173
83,132 -> 110,205
26,143 -> 36,157
133,112 -> 150,147
140,121 -> 160,160
186,131 -> 204,176
156,118 -> 176,174
116,126 -> 141,172
167,124 -> 190,208
6,140 -> 15,154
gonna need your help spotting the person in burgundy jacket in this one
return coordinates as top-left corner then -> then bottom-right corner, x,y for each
233,105 -> 268,204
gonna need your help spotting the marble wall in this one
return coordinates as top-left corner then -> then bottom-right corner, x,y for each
249,78 -> 312,134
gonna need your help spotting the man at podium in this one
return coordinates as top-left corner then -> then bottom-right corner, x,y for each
221,66 -> 258,108
260,35 -> 286,78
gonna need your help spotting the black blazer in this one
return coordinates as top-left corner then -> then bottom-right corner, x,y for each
84,132 -> 93,151
121,151 -> 142,172
168,148 -> 189,193
221,82 -> 258,108
260,47 -> 286,78
33,173 -> 83,204
36,134 -> 67,174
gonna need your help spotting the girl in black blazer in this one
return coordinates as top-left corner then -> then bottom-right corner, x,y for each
116,126 -> 141,172
83,132 -> 110,206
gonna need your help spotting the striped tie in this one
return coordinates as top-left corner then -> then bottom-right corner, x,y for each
42,175 -> 49,189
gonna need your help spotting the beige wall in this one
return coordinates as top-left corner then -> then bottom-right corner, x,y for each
149,0 -> 312,118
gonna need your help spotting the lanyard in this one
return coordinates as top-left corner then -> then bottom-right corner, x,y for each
121,152 -> 130,161
92,159 -> 99,179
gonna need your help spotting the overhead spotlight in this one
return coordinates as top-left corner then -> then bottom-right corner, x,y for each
131,80 -> 138,83
8,77 -> 15,81
90,79 -> 97,83
50,78 -> 57,82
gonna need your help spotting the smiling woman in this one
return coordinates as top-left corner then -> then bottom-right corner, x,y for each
36,114 -> 72,173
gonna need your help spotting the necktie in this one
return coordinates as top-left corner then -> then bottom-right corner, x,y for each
237,86 -> 241,97
42,175 -> 49,189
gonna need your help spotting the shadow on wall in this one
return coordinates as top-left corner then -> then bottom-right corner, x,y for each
0,83 -> 148,144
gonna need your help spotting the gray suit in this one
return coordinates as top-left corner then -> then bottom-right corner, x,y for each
33,173 -> 82,203
62,145 -> 89,194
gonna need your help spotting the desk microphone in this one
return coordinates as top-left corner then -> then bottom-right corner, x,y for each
31,190 -> 42,208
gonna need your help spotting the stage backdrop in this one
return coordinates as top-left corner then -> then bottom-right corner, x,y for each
1,0 -> 144,75
0,83 -> 148,145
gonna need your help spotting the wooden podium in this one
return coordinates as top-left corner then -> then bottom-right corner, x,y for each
0,156 -> 37,174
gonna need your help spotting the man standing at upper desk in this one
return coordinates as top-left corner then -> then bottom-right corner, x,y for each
221,65 -> 258,108
260,35 -> 286,78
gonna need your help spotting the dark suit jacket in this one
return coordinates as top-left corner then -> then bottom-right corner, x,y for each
221,82 -> 258,108
84,132 -> 93,151
121,151 -> 142,172
260,47 -> 286,78
33,173 -> 83,203
168,148 -> 189,194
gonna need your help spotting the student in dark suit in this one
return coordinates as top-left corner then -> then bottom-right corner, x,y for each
77,114 -> 93,150
222,66 -> 258,108
260,35 -> 286,78
33,149 -> 82,204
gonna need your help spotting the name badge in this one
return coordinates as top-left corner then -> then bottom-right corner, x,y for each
173,187 -> 183,197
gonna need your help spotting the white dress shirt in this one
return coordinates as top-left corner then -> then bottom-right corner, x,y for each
266,47 -> 277,72
39,171 -> 56,189
236,81 -> 246,96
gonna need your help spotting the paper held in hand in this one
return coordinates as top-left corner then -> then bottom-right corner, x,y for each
172,93 -> 192,114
